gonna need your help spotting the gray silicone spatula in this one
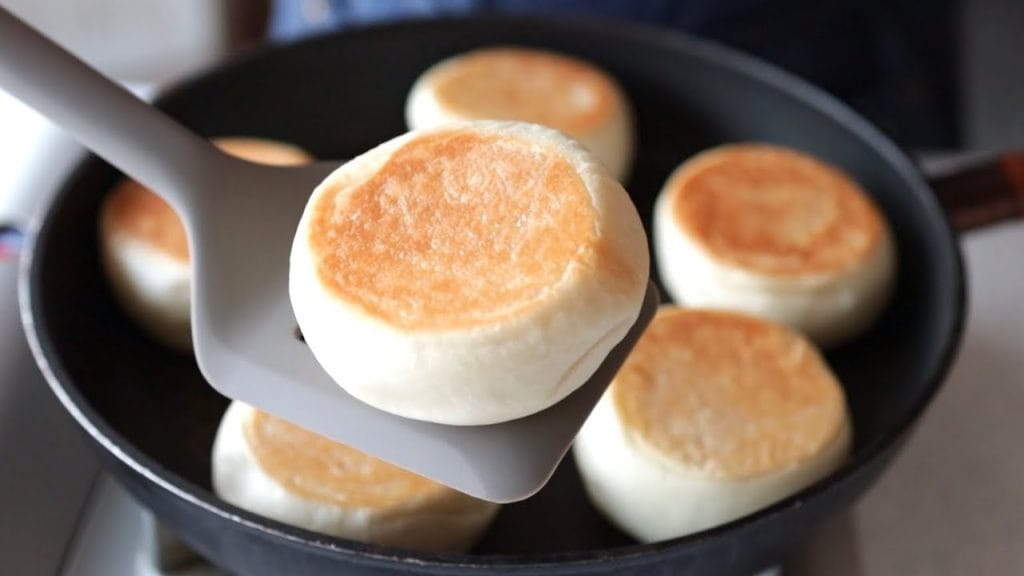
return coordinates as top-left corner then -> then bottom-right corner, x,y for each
0,7 -> 657,502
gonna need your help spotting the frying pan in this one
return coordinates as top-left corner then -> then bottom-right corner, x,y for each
19,14 -> 1022,576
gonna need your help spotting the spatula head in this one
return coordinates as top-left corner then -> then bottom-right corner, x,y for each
185,158 -> 658,502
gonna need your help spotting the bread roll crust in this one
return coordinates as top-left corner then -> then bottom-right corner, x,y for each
654,144 -> 896,346
613,307 -> 849,479
98,137 -> 313,350
405,46 -> 634,181
290,121 -> 649,425
212,402 -> 500,552
574,307 -> 851,542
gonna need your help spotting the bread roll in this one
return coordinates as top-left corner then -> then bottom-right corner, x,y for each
405,46 -> 635,181
573,307 -> 852,542
99,137 -> 313,350
289,120 -> 649,425
212,401 -> 500,552
653,143 -> 896,347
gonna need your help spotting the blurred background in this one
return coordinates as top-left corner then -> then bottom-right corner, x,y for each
3,0 -> 1022,151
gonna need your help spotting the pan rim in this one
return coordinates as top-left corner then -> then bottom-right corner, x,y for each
19,12 -> 966,571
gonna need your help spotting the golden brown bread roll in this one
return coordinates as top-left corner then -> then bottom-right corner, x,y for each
212,401 -> 500,552
406,46 -> 635,181
289,120 -> 649,425
573,306 -> 852,541
99,137 -> 313,349
653,143 -> 896,347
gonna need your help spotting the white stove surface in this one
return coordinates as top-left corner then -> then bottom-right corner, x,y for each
2,86 -> 1023,576
62,477 -> 220,576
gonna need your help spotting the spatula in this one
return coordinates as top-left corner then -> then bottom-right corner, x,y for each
0,7 -> 657,502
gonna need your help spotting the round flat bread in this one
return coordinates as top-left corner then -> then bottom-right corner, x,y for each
574,306 -> 852,542
99,137 -> 313,350
654,143 -> 896,346
212,401 -> 500,552
289,120 -> 649,425
406,46 -> 635,181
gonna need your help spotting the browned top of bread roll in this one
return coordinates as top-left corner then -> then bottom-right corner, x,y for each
244,409 -> 450,508
427,47 -> 622,136
612,307 -> 849,479
664,144 -> 886,277
101,178 -> 189,261
213,137 -> 313,166
307,127 -> 637,331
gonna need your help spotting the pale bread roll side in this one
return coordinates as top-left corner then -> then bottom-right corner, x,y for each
653,143 -> 896,347
99,137 -> 313,350
405,46 -> 635,181
573,307 -> 852,542
290,120 -> 649,425
212,401 -> 500,552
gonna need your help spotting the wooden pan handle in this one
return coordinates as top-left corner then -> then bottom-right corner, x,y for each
928,152 -> 1024,233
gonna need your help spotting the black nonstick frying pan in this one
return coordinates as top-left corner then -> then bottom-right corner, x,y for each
20,14 -> 1023,576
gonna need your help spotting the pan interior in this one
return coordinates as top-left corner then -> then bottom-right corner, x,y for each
30,17 -> 960,559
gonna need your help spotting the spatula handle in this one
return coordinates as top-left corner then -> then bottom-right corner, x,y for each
929,152 -> 1024,233
0,6 -> 213,213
